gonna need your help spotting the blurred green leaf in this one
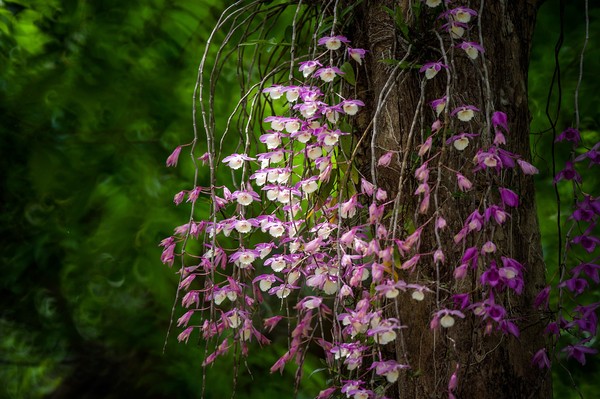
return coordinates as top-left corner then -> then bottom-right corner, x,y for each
340,61 -> 355,86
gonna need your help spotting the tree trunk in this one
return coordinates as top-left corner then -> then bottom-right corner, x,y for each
349,1 -> 552,397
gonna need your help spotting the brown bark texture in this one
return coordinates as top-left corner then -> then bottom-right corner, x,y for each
347,1 -> 552,398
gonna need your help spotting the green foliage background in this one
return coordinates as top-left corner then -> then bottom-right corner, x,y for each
0,0 -> 597,398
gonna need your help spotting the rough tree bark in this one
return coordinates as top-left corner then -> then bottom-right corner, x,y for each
348,1 -> 552,398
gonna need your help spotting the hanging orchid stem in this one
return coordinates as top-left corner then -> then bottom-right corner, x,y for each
574,0 -> 589,130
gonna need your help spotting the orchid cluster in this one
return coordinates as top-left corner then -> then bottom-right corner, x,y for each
534,129 -> 600,368
412,2 -> 544,394
418,0 -> 598,382
161,0 -> 598,397
164,32 -> 428,398
419,2 -> 599,384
